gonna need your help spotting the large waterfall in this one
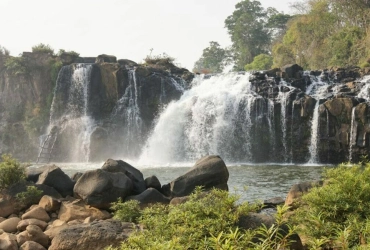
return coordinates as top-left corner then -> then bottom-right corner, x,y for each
42,63 -> 370,165
49,64 -> 96,162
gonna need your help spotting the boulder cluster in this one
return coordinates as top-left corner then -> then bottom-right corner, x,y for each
0,155 -> 229,250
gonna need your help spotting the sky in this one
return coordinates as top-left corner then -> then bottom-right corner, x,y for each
0,0 -> 292,70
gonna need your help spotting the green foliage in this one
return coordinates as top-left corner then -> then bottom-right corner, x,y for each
291,165 -> 370,248
109,188 -> 298,249
32,43 -> 54,54
57,49 -> 80,58
16,186 -> 43,206
111,199 -> 141,223
0,154 -> 26,190
272,0 -> 370,69
193,41 -> 231,73
244,54 -> 273,71
4,56 -> 29,75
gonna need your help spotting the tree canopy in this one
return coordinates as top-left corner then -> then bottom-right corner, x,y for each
193,41 -> 231,73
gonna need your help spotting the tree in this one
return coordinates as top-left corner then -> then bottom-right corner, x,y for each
32,43 -> 54,55
193,41 -> 231,73
244,54 -> 273,71
225,0 -> 271,70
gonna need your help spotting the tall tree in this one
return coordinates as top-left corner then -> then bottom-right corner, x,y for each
225,0 -> 271,70
193,41 -> 230,73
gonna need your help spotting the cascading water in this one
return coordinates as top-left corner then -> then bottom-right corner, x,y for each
112,69 -> 143,157
349,107 -> 357,162
306,74 -> 330,163
48,64 -> 95,162
138,72 -> 261,165
358,75 -> 370,101
276,84 -> 293,162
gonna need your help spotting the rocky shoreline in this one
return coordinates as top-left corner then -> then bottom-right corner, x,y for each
0,155 -> 315,250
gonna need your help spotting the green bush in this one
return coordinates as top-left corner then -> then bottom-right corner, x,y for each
244,54 -> 273,71
291,165 -> 370,249
32,43 -> 54,54
0,154 -> 26,190
16,186 -> 43,206
4,57 -> 29,75
107,188 -> 299,249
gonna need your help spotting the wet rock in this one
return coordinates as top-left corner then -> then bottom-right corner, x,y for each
144,175 -> 161,191
73,169 -> 133,209
36,165 -> 74,197
125,188 -> 170,208
163,155 -> 229,198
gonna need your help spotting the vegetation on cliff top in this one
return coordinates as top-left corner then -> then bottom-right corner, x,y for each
194,0 -> 370,72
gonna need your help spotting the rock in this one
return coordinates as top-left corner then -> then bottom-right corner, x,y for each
117,59 -> 138,68
44,224 -> 69,240
19,241 -> 47,250
26,165 -> 49,183
96,54 -> 117,63
102,159 -> 146,194
70,172 -> 83,182
17,219 -> 48,231
145,175 -> 161,191
0,232 -> 18,250
38,195 -> 61,212
281,64 -> 303,79
16,225 -> 49,248
238,212 -> 275,230
0,218 -> 5,223
285,181 -> 323,208
49,220 -> 137,250
74,169 -> 133,209
22,207 -> 50,222
125,188 -> 170,208
0,198 -> 16,218
0,217 -> 21,233
170,196 -> 189,205
164,155 -> 229,197
36,165 -> 75,197
263,197 -> 285,208
58,199 -> 111,222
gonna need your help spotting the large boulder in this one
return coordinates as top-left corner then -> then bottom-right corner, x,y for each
22,207 -> 50,222
73,169 -> 133,209
281,64 -> 303,79
19,241 -> 47,250
0,199 -> 16,218
102,159 -> 146,194
145,175 -> 161,191
125,188 -> 170,208
163,155 -> 229,197
17,219 -> 48,231
285,180 -> 323,208
49,220 -> 137,250
36,165 -> 74,197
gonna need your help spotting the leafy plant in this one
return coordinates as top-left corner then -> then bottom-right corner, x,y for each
291,165 -> 370,248
0,154 -> 26,190
244,54 -> 273,71
32,43 -> 54,55
111,199 -> 141,223
144,52 -> 175,66
4,56 -> 29,75
16,186 -> 43,206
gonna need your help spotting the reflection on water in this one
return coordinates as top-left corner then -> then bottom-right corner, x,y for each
29,163 -> 329,202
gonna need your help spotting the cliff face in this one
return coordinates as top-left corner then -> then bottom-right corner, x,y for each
1,51 -> 370,164
0,52 -> 193,162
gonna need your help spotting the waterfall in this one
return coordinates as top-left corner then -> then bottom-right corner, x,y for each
358,75 -> 370,101
305,74 -> 330,164
307,101 -> 320,163
267,99 -> 276,158
112,69 -> 143,158
276,86 -> 292,162
349,107 -> 357,162
138,72 -> 258,165
49,64 -> 95,162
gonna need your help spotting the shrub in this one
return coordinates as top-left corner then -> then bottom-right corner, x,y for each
4,56 -> 29,75
0,154 -> 26,190
111,199 -> 141,223
57,49 -> 80,58
16,186 -> 43,206
291,165 -> 370,249
109,188 -> 294,249
0,46 -> 10,56
144,53 -> 175,66
32,43 -> 54,54
244,54 -> 273,71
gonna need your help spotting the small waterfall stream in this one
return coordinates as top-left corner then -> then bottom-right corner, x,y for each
349,107 -> 357,162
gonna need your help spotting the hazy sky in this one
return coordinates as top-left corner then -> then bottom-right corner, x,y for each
1,0 -> 292,70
